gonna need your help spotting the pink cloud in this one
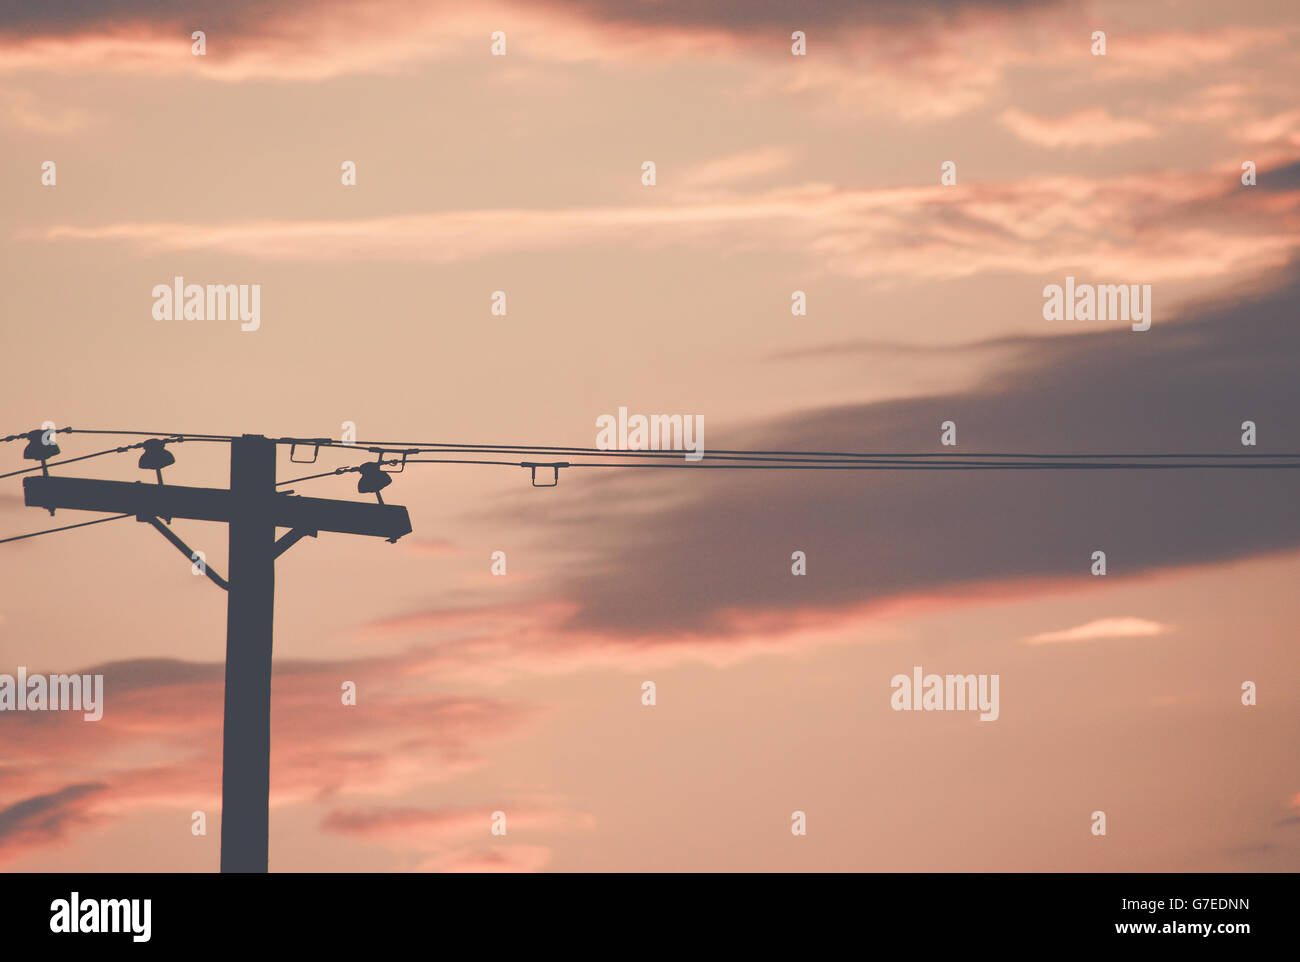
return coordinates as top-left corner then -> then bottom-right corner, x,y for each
0,89 -> 94,134
321,802 -> 583,872
422,844 -> 552,872
0,654 -> 536,865
999,107 -> 1157,148
322,803 -> 576,840
0,782 -> 111,863
35,160 -> 1300,284
680,147 -> 795,189
1103,27 -> 1293,75
1024,616 -> 1171,644
0,0 -> 1288,137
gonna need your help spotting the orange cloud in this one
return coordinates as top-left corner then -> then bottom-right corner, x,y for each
680,146 -> 795,189
1,0 -> 1288,136
0,654 -> 535,865
35,161 -> 1300,283
0,782 -> 110,863
321,802 -> 583,872
1024,616 -> 1171,644
999,107 -> 1158,148
322,803 -> 576,840
423,844 -> 552,872
0,89 -> 94,134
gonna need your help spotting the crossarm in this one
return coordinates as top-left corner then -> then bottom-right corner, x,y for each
23,476 -> 412,541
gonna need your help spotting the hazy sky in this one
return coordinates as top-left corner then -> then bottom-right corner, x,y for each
1,0 -> 1297,871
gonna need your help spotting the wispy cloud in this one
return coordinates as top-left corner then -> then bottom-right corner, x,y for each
476,270 -> 1300,640
0,782 -> 110,862
680,146 -> 794,189
33,161 -> 1300,283
1024,616 -> 1171,645
320,802 -> 586,872
0,655 -> 536,865
423,844 -> 553,872
0,89 -> 93,133
999,107 -> 1157,148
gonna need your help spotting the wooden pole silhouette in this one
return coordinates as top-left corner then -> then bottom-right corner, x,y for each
222,435 -> 276,872
22,434 -> 411,872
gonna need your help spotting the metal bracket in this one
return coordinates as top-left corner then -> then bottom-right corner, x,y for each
289,438 -> 329,463
368,448 -> 416,473
138,515 -> 229,591
521,461 -> 569,487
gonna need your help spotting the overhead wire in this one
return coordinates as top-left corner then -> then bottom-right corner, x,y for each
274,454 -> 1300,489
0,436 -> 194,480
5,428 -> 1300,539
304,437 -> 1300,461
62,428 -> 238,441
0,513 -> 134,544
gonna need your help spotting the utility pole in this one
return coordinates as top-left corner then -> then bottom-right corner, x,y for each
22,434 -> 411,873
222,435 -> 276,873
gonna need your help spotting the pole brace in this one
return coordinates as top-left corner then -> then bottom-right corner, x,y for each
273,527 -> 318,558
138,515 -> 229,591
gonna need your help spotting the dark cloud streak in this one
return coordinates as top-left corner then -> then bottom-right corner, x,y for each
0,0 -> 1075,40
548,267 -> 1300,635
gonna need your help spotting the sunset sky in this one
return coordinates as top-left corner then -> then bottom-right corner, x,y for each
1,0 -> 1298,871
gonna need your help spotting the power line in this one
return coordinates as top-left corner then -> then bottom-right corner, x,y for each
407,448 -> 1300,466
338,445 -> 1287,462
13,427 -> 1300,463
0,438 -> 189,480
438,460 -> 1300,470
275,441 -> 1300,485
4,428 -> 238,449
5,425 -> 1297,873
9,427 -> 1300,493
64,428 -> 239,440
7,433 -> 1296,540
9,434 -> 411,872
0,513 -> 133,544
278,457 -> 524,487
273,454 -> 1300,489
529,461 -> 1300,469
313,438 -> 1300,460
